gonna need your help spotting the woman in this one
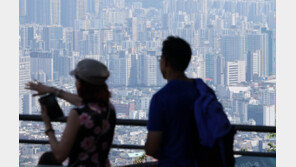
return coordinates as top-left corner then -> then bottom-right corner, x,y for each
26,59 -> 116,167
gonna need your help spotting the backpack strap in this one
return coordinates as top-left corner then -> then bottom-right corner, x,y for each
195,78 -> 207,95
195,79 -> 216,112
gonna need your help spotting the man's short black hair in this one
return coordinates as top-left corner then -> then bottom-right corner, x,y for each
162,36 -> 192,72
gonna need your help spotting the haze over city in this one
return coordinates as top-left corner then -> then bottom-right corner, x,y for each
19,0 -> 276,166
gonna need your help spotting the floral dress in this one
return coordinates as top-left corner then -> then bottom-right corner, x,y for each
68,103 -> 116,167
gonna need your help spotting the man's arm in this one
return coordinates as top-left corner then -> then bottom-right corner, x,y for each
145,94 -> 164,159
145,131 -> 162,159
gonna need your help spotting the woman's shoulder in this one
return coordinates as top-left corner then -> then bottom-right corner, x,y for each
73,104 -> 86,110
103,102 -> 116,126
71,104 -> 87,115
109,102 -> 116,116
109,102 -> 115,109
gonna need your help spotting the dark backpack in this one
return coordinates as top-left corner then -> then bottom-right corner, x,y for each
193,78 -> 236,167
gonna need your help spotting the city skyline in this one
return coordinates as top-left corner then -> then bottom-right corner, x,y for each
19,0 -> 276,166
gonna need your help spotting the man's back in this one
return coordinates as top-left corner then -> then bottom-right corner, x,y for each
147,79 -> 200,167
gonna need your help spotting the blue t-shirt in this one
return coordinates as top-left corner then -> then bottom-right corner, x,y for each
147,79 -> 200,167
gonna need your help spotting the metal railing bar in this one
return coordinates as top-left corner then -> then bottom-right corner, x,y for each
234,125 -> 276,133
20,139 -> 48,145
233,151 -> 276,157
20,139 -> 275,157
19,115 -> 67,122
19,139 -> 144,149
19,114 -> 276,132
122,162 -> 158,167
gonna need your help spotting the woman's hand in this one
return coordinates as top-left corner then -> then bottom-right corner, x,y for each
25,80 -> 54,97
41,105 -> 52,130
26,80 -> 83,107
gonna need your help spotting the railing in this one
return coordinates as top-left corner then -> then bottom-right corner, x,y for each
19,114 -> 276,158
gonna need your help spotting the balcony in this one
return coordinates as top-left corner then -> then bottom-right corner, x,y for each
19,114 -> 276,167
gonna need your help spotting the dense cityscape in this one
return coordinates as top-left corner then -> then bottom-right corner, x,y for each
19,0 -> 276,166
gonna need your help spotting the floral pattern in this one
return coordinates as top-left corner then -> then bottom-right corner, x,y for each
80,136 -> 95,150
102,142 -> 108,150
91,153 -> 99,164
85,120 -> 94,129
79,152 -> 89,161
102,120 -> 110,133
68,103 -> 116,167
79,113 -> 91,125
89,103 -> 102,114
94,126 -> 101,134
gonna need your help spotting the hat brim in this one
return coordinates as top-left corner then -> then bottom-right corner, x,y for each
69,70 -> 76,76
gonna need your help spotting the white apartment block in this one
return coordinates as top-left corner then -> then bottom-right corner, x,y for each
227,61 -> 246,86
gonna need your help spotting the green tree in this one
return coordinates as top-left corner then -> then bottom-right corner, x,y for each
267,133 -> 276,152
133,153 -> 147,164
240,148 -> 248,151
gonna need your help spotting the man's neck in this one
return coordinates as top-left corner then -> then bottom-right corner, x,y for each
166,72 -> 191,82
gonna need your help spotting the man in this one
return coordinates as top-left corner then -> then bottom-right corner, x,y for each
145,36 -> 202,167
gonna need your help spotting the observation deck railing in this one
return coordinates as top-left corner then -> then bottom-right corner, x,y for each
19,114 -> 276,166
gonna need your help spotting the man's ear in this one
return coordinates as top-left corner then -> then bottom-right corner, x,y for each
163,57 -> 169,68
75,79 -> 81,89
